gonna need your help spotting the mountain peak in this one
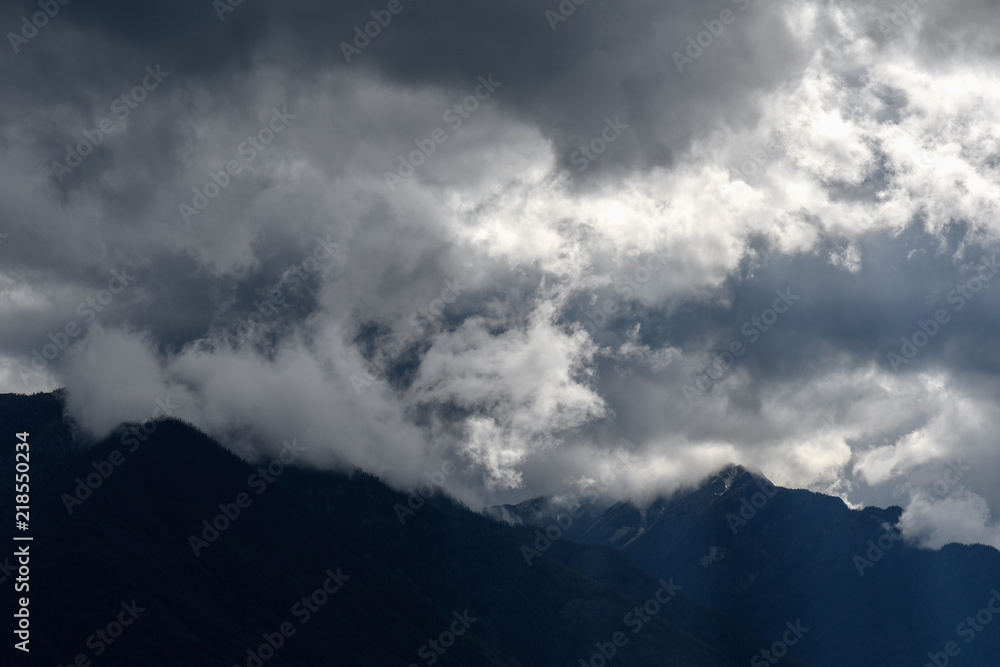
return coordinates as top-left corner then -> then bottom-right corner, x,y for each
716,462 -> 749,476
707,462 -> 753,491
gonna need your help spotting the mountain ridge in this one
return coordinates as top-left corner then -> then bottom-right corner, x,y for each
0,391 -> 808,667
494,461 -> 1000,666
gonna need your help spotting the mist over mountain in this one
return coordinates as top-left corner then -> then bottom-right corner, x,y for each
4,0 -> 1000,553
1,391 -> 813,666
5,0 -> 1000,663
3,391 -> 998,665
494,464 -> 1000,666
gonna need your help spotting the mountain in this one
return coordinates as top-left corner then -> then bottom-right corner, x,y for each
493,464 -> 1000,667
0,392 -> 800,666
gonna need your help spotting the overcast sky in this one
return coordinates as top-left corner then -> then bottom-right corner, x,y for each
2,0 -> 1000,550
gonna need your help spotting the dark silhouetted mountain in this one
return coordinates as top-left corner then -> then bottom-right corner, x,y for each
0,392 -> 803,666
494,463 -> 1000,667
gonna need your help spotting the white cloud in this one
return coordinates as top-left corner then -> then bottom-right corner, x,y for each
4,0 -> 1000,551
900,489 -> 1000,550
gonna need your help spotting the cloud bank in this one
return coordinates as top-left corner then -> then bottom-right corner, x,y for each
2,0 -> 1000,547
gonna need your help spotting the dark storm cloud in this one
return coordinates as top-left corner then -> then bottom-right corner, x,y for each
574,222 -> 1000,429
673,225 -> 1000,383
2,0 -> 812,178
2,0 -> 1000,546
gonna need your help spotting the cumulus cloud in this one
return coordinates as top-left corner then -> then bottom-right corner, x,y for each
2,0 -> 1000,547
900,490 -> 1000,551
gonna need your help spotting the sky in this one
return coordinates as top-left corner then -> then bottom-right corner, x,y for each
2,0 -> 1000,550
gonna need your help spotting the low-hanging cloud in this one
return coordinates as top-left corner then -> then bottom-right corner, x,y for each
2,0 -> 1000,547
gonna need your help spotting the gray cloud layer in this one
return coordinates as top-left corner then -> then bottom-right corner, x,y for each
2,0 -> 1000,549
